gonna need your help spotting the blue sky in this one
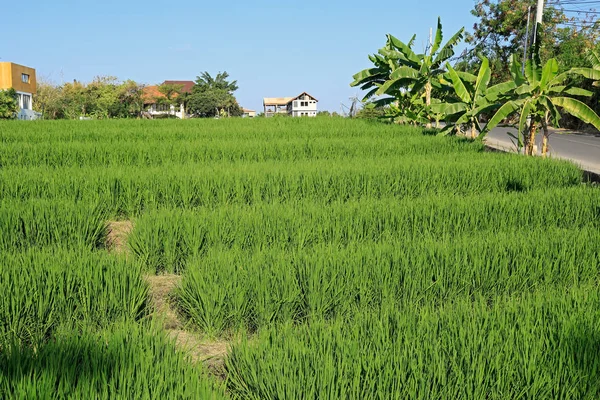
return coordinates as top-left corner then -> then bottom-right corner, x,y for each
2,0 -> 478,112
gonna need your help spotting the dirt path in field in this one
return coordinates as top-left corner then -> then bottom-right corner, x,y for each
145,274 -> 229,377
105,221 -> 230,376
106,220 -> 133,254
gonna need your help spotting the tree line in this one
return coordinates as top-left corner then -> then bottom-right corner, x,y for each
0,71 -> 243,120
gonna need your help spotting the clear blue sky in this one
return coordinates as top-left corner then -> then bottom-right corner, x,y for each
2,0 -> 478,113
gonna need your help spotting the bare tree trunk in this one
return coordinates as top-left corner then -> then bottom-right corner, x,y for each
526,121 -> 537,156
541,117 -> 549,157
425,81 -> 432,129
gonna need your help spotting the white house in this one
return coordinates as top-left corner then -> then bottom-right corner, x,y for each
263,92 -> 318,117
242,108 -> 256,118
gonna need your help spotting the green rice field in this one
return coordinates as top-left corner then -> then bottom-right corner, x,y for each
1,118 -> 599,399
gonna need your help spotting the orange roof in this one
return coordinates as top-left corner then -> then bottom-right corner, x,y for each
142,86 -> 163,104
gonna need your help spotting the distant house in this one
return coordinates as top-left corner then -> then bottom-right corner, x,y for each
242,108 -> 256,118
0,62 -> 41,120
143,80 -> 194,119
263,92 -> 318,117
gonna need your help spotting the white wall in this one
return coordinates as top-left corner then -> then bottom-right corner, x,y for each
290,98 -> 318,117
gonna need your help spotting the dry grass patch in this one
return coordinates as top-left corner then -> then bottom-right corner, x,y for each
106,220 -> 133,254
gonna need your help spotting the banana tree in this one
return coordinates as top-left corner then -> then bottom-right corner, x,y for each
484,53 -> 600,156
431,56 -> 516,138
351,17 -> 464,127
375,18 -> 464,127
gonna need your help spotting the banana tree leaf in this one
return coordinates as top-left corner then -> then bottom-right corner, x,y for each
372,97 -> 397,108
510,55 -> 525,86
361,87 -> 379,102
387,34 -> 421,65
552,97 -> 600,130
431,17 -> 444,56
539,95 -> 561,127
351,68 -> 382,87
474,57 -> 491,98
430,102 -> 468,116
518,99 -> 533,136
376,78 -> 413,96
390,66 -> 419,80
433,27 -> 465,66
486,81 -> 517,102
446,64 -> 471,103
516,84 -> 535,95
563,87 -> 594,97
407,34 -> 417,49
540,59 -> 559,88
570,67 -> 600,81
484,100 -> 521,133
525,59 -> 541,86
549,71 -> 570,86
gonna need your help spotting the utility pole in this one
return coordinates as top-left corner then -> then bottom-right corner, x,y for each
533,0 -> 544,43
536,0 -> 544,24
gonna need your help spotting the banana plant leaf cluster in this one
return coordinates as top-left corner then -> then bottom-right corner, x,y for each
351,18 -> 600,156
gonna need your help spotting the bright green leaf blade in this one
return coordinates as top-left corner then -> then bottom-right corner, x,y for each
552,96 -> 600,130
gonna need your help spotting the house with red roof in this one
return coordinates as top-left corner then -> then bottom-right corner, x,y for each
142,80 -> 195,119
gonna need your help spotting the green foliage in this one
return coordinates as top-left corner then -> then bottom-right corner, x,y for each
187,71 -> 241,118
0,88 -> 18,119
34,77 -> 146,119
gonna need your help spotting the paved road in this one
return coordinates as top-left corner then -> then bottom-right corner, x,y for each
485,126 -> 600,174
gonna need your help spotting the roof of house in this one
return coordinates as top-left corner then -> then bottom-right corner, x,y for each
263,97 -> 294,106
242,108 -> 255,113
142,80 -> 195,104
291,92 -> 318,102
263,92 -> 318,106
162,80 -> 195,93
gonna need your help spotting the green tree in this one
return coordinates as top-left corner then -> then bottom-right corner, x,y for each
188,71 -> 241,118
194,71 -> 238,93
0,88 -> 18,119
351,17 -> 464,127
484,40 -> 600,156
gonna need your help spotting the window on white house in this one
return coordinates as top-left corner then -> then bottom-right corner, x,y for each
294,101 -> 298,107
22,74 -> 30,83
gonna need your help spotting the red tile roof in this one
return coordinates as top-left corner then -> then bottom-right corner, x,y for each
142,80 -> 195,104
162,80 -> 195,93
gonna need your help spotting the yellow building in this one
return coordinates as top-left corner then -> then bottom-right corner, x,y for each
0,62 -> 39,120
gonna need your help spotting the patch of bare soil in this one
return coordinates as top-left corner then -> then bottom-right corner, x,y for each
145,274 -> 229,376
106,220 -> 133,254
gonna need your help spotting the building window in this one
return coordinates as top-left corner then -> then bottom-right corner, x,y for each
21,94 -> 31,110
22,74 -> 30,83
294,101 -> 298,107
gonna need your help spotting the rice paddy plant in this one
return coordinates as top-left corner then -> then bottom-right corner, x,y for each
0,154 -> 582,215
0,248 -> 148,349
175,226 -> 600,335
226,285 -> 600,399
0,322 -> 225,399
129,187 -> 600,273
0,199 -> 108,251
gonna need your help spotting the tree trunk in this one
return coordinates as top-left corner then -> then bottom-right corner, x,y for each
541,116 -> 549,157
526,121 -> 537,156
471,122 -> 477,139
425,81 -> 432,129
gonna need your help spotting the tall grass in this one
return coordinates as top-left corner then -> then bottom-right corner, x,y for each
226,286 -> 600,399
129,187 -> 599,273
0,249 -> 148,349
0,322 -> 225,399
